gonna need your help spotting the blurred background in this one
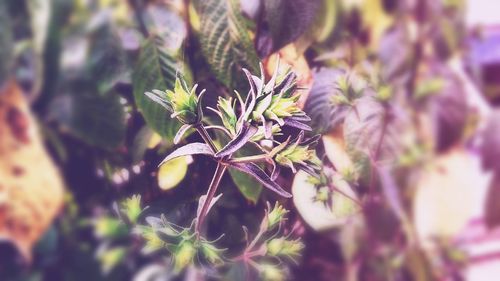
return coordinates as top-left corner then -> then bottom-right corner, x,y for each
1,0 -> 500,280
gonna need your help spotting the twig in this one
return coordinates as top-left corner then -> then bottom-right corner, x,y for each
196,163 -> 227,235
195,124 -> 219,153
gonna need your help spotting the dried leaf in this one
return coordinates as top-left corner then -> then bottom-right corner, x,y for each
0,80 -> 65,260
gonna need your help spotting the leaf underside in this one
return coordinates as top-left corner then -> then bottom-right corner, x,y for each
159,142 -> 214,166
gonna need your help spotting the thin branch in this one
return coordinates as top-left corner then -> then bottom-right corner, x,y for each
229,154 -> 269,164
196,164 -> 227,235
195,124 -> 219,153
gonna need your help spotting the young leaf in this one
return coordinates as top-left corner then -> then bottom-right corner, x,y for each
159,143 -> 214,166
227,162 -> 292,198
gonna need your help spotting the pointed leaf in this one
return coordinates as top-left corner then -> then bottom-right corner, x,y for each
174,124 -> 193,144
283,117 -> 312,131
159,143 -> 213,166
228,162 -> 292,198
215,123 -> 258,158
145,90 -> 172,112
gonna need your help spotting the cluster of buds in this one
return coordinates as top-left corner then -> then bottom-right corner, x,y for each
266,237 -> 304,261
146,73 -> 205,125
269,131 -> 322,177
265,202 -> 289,230
258,263 -> 287,281
241,61 -> 312,137
209,59 -> 312,145
120,194 -> 145,224
137,216 -> 225,273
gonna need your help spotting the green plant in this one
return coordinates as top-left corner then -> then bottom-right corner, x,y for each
128,60 -> 320,276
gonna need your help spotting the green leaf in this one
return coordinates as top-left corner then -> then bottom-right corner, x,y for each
27,0 -> 51,94
0,1 -> 13,86
49,84 -> 126,149
158,156 -> 189,190
194,0 -> 259,89
87,25 -> 129,94
133,36 -> 190,140
228,168 -> 262,204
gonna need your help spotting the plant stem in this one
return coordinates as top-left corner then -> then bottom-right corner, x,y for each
230,154 -> 269,164
195,124 -> 219,153
368,107 -> 389,197
196,163 -> 227,235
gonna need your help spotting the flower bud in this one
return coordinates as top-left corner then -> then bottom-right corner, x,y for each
200,242 -> 224,265
166,76 -> 201,125
216,97 -> 238,135
120,195 -> 143,224
259,263 -> 286,281
266,237 -> 304,259
272,132 -> 321,175
139,226 -> 166,254
173,240 -> 197,273
267,202 -> 288,229
146,74 -> 204,125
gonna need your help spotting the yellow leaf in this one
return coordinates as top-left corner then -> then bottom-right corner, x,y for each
157,156 -> 188,190
147,132 -> 162,149
0,80 -> 65,260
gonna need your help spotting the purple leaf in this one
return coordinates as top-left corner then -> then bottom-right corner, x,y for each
485,175 -> 500,228
215,123 -> 258,158
195,89 -> 206,123
159,143 -> 213,166
256,0 -> 321,57
242,69 -> 258,121
283,117 -> 312,131
377,166 -> 406,223
174,124 -> 193,144
481,110 -> 500,173
227,162 -> 292,198
274,71 -> 297,96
